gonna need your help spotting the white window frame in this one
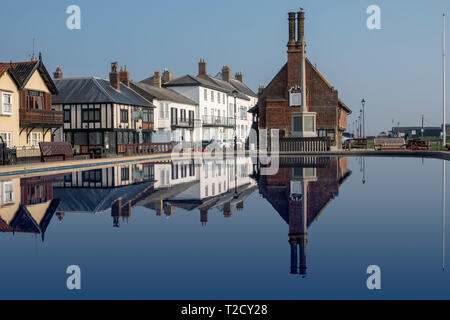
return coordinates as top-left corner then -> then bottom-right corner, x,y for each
2,181 -> 14,205
30,132 -> 42,147
0,132 -> 12,147
1,92 -> 13,115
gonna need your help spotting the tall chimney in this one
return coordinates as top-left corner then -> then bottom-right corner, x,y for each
153,71 -> 162,88
287,12 -> 301,89
162,69 -> 173,83
297,10 -> 305,47
198,59 -> 207,76
119,66 -> 130,87
110,62 -> 120,91
288,12 -> 296,46
235,72 -> 243,82
222,66 -> 231,82
53,67 -> 63,79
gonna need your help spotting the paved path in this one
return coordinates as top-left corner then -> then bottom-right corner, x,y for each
0,150 -> 448,178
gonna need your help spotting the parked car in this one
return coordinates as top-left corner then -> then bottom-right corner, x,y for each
201,140 -> 223,152
0,136 -> 17,165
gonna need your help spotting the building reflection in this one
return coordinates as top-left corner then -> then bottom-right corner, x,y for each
1,155 -> 351,277
256,157 -> 351,276
0,175 -> 62,241
53,162 -> 156,227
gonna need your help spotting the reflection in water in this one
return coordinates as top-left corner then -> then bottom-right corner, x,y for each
0,175 -> 62,241
1,156 -> 446,281
256,157 -> 351,276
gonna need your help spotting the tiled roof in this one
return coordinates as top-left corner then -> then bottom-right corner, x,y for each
131,81 -> 197,106
201,74 -> 250,101
164,74 -> 229,93
0,59 -> 58,94
52,77 -> 154,107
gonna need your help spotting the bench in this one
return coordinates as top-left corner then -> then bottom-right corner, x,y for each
373,138 -> 406,151
39,142 -> 74,162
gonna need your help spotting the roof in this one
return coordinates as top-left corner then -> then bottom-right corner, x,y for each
0,59 -> 58,94
201,74 -> 250,101
52,77 -> 154,107
338,99 -> 352,114
248,104 -> 259,114
132,81 -> 197,106
164,73 -> 251,100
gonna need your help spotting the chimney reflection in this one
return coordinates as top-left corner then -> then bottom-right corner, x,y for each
258,156 -> 351,277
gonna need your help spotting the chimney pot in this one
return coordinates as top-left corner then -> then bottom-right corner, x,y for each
198,59 -> 207,76
162,69 -> 173,83
53,67 -> 63,80
288,12 -> 296,47
119,66 -> 130,87
110,62 -> 120,90
235,72 -> 243,82
153,71 -> 162,88
222,66 -> 231,82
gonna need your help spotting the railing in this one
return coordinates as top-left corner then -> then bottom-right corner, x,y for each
279,137 -> 330,152
202,115 -> 235,127
20,108 -> 63,126
119,142 -> 174,156
171,118 -> 194,128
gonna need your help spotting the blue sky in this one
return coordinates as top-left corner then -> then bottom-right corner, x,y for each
1,0 -> 450,135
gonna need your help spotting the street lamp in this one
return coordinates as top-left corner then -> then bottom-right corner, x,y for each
359,110 -> 362,139
361,99 -> 366,138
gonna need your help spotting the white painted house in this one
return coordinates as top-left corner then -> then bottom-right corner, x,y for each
163,60 -> 257,146
131,72 -> 199,148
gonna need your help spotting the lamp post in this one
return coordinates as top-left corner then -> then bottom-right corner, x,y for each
361,99 -> 366,138
359,110 -> 362,139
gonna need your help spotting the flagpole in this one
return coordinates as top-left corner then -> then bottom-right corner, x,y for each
444,13 -> 447,147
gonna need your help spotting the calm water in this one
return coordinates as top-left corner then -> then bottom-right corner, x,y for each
0,155 -> 449,300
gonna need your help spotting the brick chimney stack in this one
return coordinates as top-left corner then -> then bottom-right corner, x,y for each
222,66 -> 231,82
198,59 -> 207,76
287,12 -> 301,88
53,67 -> 63,79
200,209 -> 208,227
153,71 -> 162,88
235,72 -> 243,82
119,66 -> 130,87
162,69 -> 173,83
297,10 -> 305,47
110,62 -> 120,91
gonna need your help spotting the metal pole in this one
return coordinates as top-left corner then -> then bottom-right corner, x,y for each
444,13 -> 447,147
443,160 -> 446,270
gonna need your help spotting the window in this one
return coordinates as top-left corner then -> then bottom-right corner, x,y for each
189,110 -> 194,123
2,181 -> 14,205
121,167 -> 130,180
218,92 -> 221,104
30,132 -> 41,147
165,103 -> 169,118
159,102 -> 164,118
82,170 -> 102,183
143,109 -> 153,123
89,132 -> 102,145
82,109 -> 100,122
304,116 -> 315,132
120,109 -> 129,123
211,91 -> 214,102
223,93 -> 226,104
26,90 -> 45,110
0,132 -> 12,147
64,110 -> 71,122
1,92 -> 12,115
205,185 -> 209,197
204,89 -> 208,101
293,116 -> 302,132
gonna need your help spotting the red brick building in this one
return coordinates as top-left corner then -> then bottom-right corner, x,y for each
255,10 -> 351,148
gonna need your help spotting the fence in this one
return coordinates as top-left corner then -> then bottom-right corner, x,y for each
120,142 -> 174,156
279,137 -> 330,152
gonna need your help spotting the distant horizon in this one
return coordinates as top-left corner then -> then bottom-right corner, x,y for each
1,0 -> 450,135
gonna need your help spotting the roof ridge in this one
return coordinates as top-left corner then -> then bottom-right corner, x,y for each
91,77 -> 116,102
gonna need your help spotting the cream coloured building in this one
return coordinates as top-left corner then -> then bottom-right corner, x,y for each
0,54 -> 62,158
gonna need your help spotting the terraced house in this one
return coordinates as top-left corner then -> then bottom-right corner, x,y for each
130,71 -> 199,148
163,59 -> 257,147
51,63 -> 155,155
0,54 -> 62,159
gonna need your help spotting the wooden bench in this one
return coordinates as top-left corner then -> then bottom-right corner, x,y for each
373,138 -> 406,151
39,142 -> 74,162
